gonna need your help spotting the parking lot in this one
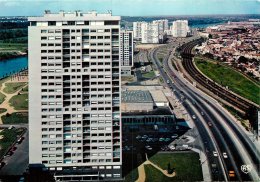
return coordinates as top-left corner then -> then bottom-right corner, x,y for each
0,128 -> 28,177
122,121 -> 191,177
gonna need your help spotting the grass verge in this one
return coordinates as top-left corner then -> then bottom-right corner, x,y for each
9,93 -> 28,110
0,108 -> 7,114
3,82 -> 27,94
147,152 -> 203,181
0,128 -> 25,158
143,71 -> 155,79
0,92 -> 5,104
195,58 -> 260,104
2,112 -> 28,124
124,168 -> 139,182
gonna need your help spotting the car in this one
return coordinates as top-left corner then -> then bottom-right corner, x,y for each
146,138 -> 153,142
136,135 -> 141,140
145,146 -> 152,150
17,137 -> 24,144
5,151 -> 13,157
167,80 -> 170,84
223,152 -> 228,159
192,115 -> 196,119
169,145 -> 175,150
171,134 -> 178,139
229,171 -> 235,177
213,151 -> 218,157
208,122 -> 212,127
10,146 -> 17,152
142,135 -> 148,139
164,138 -> 171,142
201,112 -> 204,116
159,138 -> 165,142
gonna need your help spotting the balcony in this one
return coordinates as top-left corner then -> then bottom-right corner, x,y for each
83,55 -> 90,62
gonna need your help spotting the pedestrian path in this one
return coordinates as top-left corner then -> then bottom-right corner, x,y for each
0,78 -> 28,124
135,153 -> 176,182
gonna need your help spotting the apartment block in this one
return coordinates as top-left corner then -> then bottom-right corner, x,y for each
152,19 -> 169,34
172,20 -> 189,37
133,21 -> 144,40
120,30 -> 133,76
28,10 -> 122,181
141,22 -> 159,44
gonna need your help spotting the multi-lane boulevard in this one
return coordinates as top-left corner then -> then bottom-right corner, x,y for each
148,37 -> 260,181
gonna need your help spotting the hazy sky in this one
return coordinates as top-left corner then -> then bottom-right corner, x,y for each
0,0 -> 259,16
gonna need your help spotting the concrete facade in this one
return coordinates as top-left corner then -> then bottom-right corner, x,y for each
28,11 -> 122,181
172,20 -> 189,37
120,30 -> 133,76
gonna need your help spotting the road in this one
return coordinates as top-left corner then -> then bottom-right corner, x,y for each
149,37 -> 260,181
0,124 -> 29,176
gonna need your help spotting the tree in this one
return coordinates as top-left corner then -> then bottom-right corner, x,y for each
238,56 -> 248,64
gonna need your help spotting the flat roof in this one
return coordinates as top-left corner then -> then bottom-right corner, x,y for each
150,90 -> 168,103
122,90 -> 153,103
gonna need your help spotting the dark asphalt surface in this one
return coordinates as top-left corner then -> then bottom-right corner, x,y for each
0,129 -> 28,176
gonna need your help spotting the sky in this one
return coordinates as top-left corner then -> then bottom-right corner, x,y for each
0,0 -> 259,16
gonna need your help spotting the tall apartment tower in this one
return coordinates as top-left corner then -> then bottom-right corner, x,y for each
120,30 -> 133,76
152,19 -> 169,34
141,22 -> 159,44
133,21 -> 143,40
172,20 -> 189,37
28,11 -> 122,181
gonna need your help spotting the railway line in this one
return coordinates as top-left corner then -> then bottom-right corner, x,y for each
150,40 -> 260,181
179,40 -> 259,114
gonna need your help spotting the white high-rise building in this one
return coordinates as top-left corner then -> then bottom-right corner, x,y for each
133,21 -> 144,40
152,19 -> 169,34
120,30 -> 133,76
172,20 -> 189,37
141,22 -> 159,44
28,10 -> 122,181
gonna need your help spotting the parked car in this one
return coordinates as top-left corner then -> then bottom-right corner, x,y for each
6,151 -> 13,157
171,134 -> 178,139
159,138 -> 165,142
145,146 -> 152,150
136,135 -> 141,140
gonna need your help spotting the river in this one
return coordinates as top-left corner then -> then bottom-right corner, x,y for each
0,56 -> 28,79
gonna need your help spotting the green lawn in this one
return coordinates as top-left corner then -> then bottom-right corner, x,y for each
2,112 -> 28,124
21,85 -> 28,93
0,92 -> 5,104
147,152 -> 203,182
0,108 -> 7,114
143,71 -> 156,79
0,128 -> 25,158
145,164 -> 175,182
195,58 -> 260,104
9,93 -> 28,110
124,168 -> 139,182
3,82 -> 27,94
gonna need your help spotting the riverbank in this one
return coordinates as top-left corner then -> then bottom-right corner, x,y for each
0,52 -> 27,61
0,57 -> 28,79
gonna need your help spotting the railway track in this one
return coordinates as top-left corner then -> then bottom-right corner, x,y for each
179,40 -> 259,114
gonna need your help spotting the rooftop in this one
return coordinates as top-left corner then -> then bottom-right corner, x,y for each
150,90 -> 168,102
28,10 -> 120,21
122,90 -> 153,103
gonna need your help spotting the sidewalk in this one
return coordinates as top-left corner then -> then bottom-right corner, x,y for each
191,148 -> 211,182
